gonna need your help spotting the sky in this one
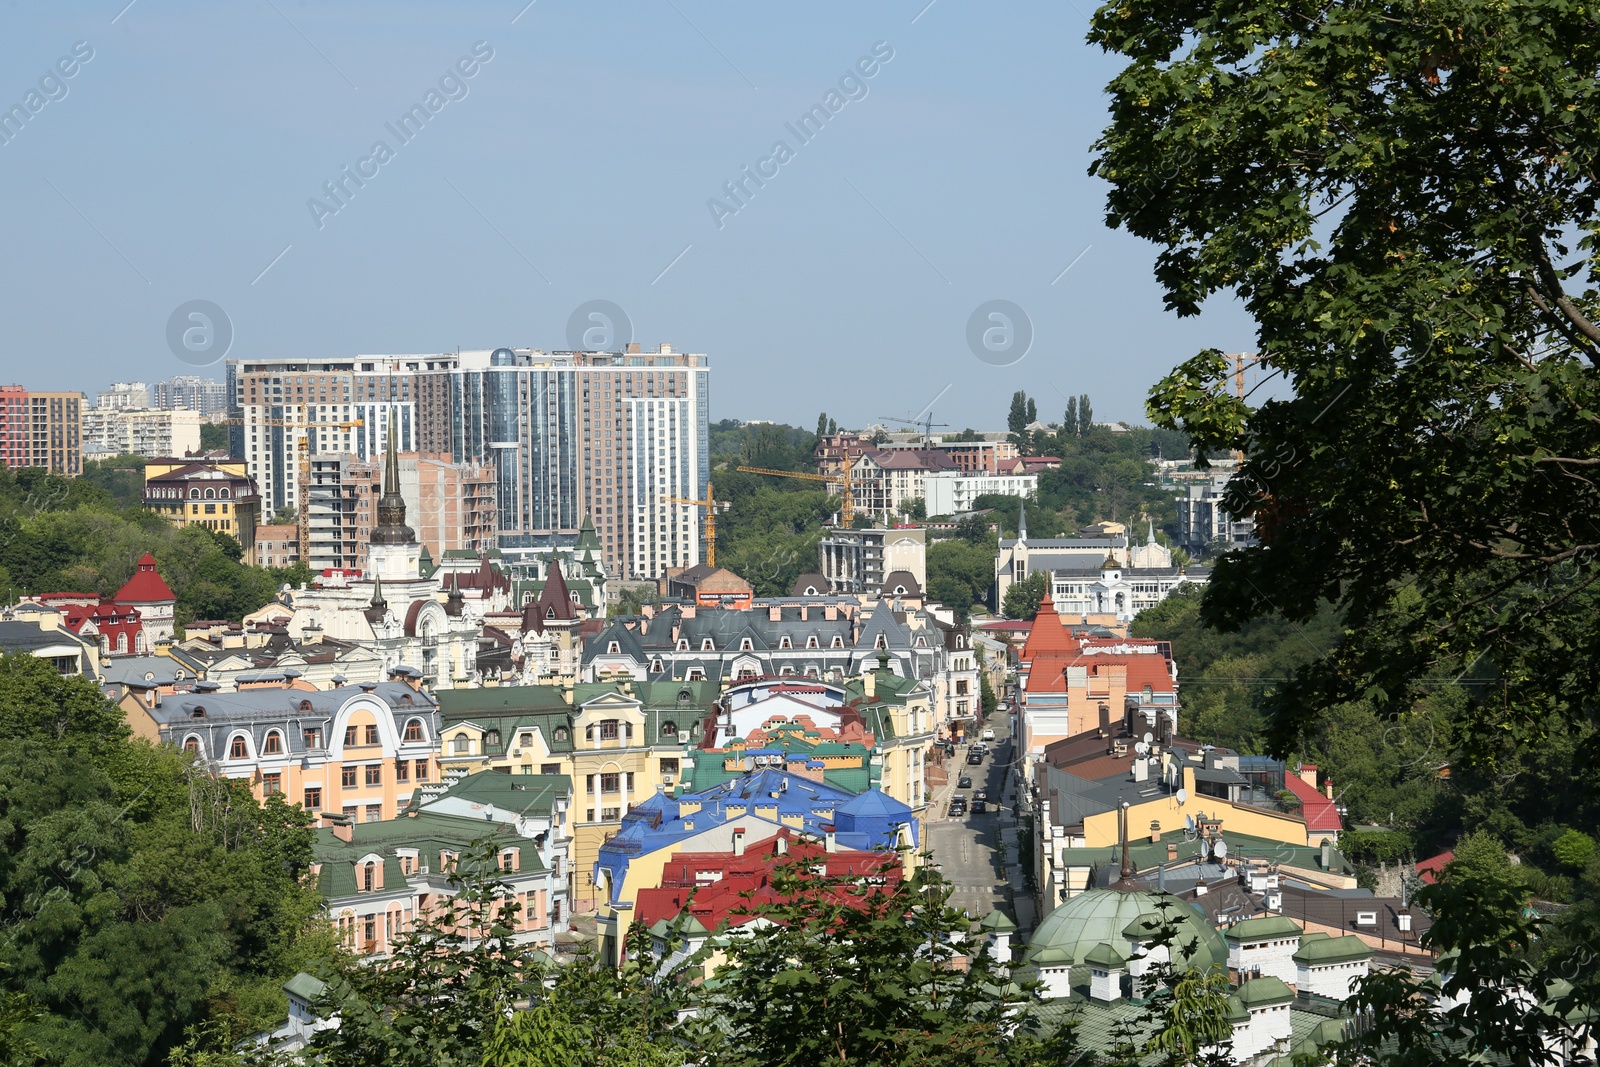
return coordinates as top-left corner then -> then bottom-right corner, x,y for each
0,0 -> 1259,431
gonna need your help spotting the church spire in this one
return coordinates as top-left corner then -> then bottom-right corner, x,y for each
1018,499 -> 1028,542
370,410 -> 415,546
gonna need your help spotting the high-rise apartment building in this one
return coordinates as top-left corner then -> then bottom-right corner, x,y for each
82,408 -> 202,459
25,392 -> 82,476
399,453 -> 497,558
95,382 -> 151,409
226,355 -> 452,513
0,386 -> 27,470
415,344 -> 710,580
153,376 -> 229,418
305,454 -> 381,574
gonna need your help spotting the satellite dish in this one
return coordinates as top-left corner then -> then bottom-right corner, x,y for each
1135,742 -> 1149,755
1143,732 -> 1154,744
1184,813 -> 1195,832
741,755 -> 755,771
1177,790 -> 1189,807
1215,839 -> 1229,860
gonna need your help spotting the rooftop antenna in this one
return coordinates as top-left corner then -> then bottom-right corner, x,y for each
1119,800 -> 1135,880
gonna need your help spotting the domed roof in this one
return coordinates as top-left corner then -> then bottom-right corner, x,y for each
1024,888 -> 1226,974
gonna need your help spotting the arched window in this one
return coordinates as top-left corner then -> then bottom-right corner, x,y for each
660,721 -> 677,738
403,719 -> 424,742
362,861 -> 377,892
183,736 -> 201,756
299,699 -> 313,711
229,735 -> 248,759
220,487 -> 230,499
189,488 -> 200,499
553,726 -> 569,742
262,731 -> 283,755
204,488 -> 215,499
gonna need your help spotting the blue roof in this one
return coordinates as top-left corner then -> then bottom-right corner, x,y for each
593,769 -> 916,905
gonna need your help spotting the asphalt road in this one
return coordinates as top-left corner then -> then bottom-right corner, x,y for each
924,714 -> 1016,921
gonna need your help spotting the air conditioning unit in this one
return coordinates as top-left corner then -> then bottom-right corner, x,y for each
662,774 -> 674,785
511,748 -> 523,757
417,864 -> 430,875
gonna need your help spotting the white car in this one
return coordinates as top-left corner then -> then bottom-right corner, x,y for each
982,728 -> 995,742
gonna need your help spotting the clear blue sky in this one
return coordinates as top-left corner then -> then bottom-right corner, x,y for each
0,0 -> 1256,430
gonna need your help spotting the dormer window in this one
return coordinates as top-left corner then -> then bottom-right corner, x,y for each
831,636 -> 844,649
701,638 -> 714,651
600,720 -> 619,741
807,636 -> 818,649
229,736 -> 247,759
183,737 -> 201,756
262,731 -> 283,755
608,641 -> 621,654
191,706 -> 206,719
403,719 -> 424,742
875,634 -> 888,650
661,721 -> 677,738
651,658 -> 665,673
739,638 -> 753,651
554,726 -> 569,742
779,636 -> 791,650
298,699 -> 313,712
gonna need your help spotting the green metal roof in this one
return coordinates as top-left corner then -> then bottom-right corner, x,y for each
1237,975 -> 1296,1007
1292,933 -> 1372,963
313,811 -> 544,899
1223,916 -> 1303,943
1084,943 -> 1127,969
978,910 -> 1017,933
418,771 -> 569,816
283,972 -> 326,1002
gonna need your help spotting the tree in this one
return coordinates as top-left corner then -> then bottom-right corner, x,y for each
1001,571 -> 1049,621
199,422 -> 230,453
898,496 -> 927,521
1064,396 -> 1079,438
1553,829 -> 1598,872
815,412 -> 829,440
687,856 -> 1074,1067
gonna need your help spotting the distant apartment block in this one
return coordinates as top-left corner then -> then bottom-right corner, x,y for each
1165,459 -> 1256,550
254,523 -> 300,569
398,452 -> 496,558
414,344 -> 711,581
818,526 -> 926,596
0,386 -> 26,470
83,407 -> 202,459
922,470 -> 1039,517
226,354 -> 446,514
306,454 -> 382,574
153,375 -> 229,418
95,382 -> 151,409
25,391 -> 82,476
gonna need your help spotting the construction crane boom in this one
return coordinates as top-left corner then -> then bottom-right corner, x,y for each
736,465 -> 855,527
879,413 -> 950,445
223,413 -> 365,562
661,481 -> 723,568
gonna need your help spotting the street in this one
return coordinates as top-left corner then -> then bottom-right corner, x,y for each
925,711 -> 1020,923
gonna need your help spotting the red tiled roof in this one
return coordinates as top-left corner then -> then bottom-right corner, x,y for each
1415,850 -> 1454,885
115,553 -> 175,604
1283,772 -> 1343,835
1020,592 -> 1077,658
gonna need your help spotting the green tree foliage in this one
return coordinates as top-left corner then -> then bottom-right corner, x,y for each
0,655 -> 325,1067
81,455 -> 148,509
1001,572 -> 1049,621
689,857 -> 1073,1067
199,423 -> 231,454
0,465 -> 301,624
1552,829 -> 1597,873
927,536 -> 996,617
1007,391 -> 1030,451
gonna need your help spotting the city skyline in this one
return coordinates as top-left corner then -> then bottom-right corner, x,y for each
0,2 -> 1259,431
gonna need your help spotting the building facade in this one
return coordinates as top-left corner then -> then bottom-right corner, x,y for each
95,382 -> 151,409
83,407 -> 202,459
0,385 -> 27,470
25,391 -> 82,475
142,458 -> 261,559
414,345 -> 711,580
153,375 -> 229,418
399,452 -> 497,558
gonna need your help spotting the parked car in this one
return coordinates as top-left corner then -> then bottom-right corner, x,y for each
974,790 -> 988,803
957,775 -> 972,789
949,796 -> 967,815
967,751 -> 983,766
983,728 -> 996,741
972,799 -> 987,814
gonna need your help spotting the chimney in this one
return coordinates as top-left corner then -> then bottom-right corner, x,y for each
1297,763 -> 1319,787
626,342 -> 641,354
863,671 -> 875,700
1149,819 -> 1161,844
1320,839 -> 1332,869
732,827 -> 746,857
768,605 -> 781,622
776,835 -> 788,855
1166,842 -> 1178,862
1324,777 -> 1334,801
331,821 -> 353,843
824,824 -> 837,853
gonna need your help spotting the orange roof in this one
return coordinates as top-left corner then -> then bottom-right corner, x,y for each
1019,592 -> 1077,658
114,553 -> 175,604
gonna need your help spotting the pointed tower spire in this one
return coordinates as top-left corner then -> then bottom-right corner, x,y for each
1018,498 -> 1028,542
370,410 -> 415,546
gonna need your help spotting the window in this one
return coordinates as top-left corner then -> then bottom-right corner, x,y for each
362,862 -> 377,891
701,639 -> 714,651
832,636 -> 844,649
365,765 -> 382,787
956,680 -> 969,696
541,763 -> 560,775
342,766 -> 358,787
660,721 -> 677,738
600,720 -> 619,741
486,729 -> 501,747
229,736 -> 247,759
304,727 -> 322,749
344,726 -> 357,746
660,757 -> 679,775
365,804 -> 382,823
452,736 -> 469,754
414,759 -> 429,781
303,787 -> 322,811
779,636 -> 791,649
601,772 -> 620,793
626,771 -> 635,792
263,731 -> 283,755
553,727 -> 569,742
342,805 -> 357,822
499,850 -> 518,872
602,807 -> 621,821
263,772 -> 281,795
403,720 -> 423,742
365,724 -> 379,745
395,759 -> 409,782
183,737 -> 200,756
363,916 -> 376,944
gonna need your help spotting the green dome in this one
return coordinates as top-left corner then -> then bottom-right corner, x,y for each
1024,888 -> 1226,974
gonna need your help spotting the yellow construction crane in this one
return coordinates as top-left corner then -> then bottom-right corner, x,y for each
662,481 -> 724,567
736,465 -> 855,527
1228,352 -> 1262,464
223,413 -> 365,561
